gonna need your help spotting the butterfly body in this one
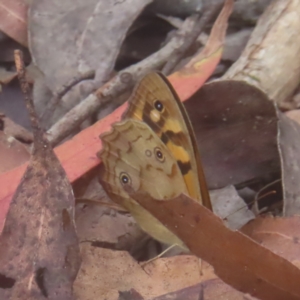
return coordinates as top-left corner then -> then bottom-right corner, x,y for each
99,72 -> 211,248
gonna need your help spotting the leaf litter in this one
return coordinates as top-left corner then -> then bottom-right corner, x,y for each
1,0 -> 300,299
72,77 -> 300,299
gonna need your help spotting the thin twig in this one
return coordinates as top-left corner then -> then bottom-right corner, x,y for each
162,0 -> 224,75
47,15 -> 199,146
41,70 -> 95,123
14,50 -> 41,138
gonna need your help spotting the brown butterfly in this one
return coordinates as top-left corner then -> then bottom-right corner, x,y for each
98,72 -> 212,248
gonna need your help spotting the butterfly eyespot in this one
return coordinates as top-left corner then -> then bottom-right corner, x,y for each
154,147 -> 165,162
119,172 -> 131,186
154,100 -> 164,112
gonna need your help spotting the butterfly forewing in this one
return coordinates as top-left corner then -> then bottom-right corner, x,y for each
123,72 -> 212,210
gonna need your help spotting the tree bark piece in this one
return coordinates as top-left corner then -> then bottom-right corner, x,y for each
223,0 -> 300,107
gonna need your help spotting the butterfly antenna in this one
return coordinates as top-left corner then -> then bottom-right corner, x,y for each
224,179 -> 282,220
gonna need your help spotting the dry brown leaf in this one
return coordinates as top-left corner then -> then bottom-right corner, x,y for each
185,80 -> 279,189
74,245 -> 214,300
242,216 -> 300,269
0,143 -> 81,298
129,189 -> 300,300
190,80 -> 300,216
75,244 -> 260,300
0,57 -> 80,298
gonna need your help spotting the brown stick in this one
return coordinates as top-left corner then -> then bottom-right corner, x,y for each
14,50 -> 40,136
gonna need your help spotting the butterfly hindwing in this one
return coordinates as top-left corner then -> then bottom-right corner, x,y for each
99,119 -> 188,247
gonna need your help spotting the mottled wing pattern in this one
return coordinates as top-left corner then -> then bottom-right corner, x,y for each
99,119 -> 187,247
123,72 -> 212,210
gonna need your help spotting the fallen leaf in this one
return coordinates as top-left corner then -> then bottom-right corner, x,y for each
0,72 -> 80,298
185,80 -> 279,189
74,245 -> 214,300
129,189 -> 300,300
241,215 -> 300,269
74,244 -> 260,300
